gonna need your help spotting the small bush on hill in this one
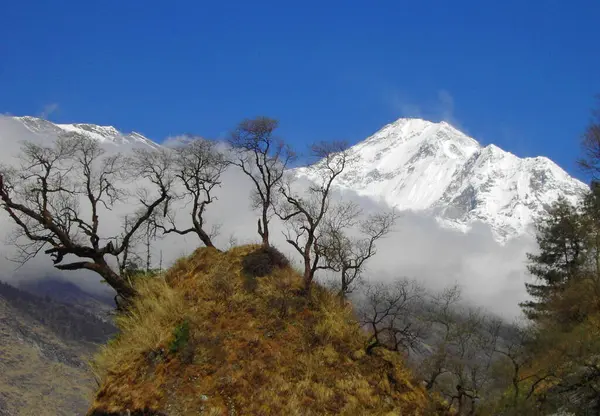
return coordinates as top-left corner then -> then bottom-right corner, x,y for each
241,245 -> 290,278
168,319 -> 190,355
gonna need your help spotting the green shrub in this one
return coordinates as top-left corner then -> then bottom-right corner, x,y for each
169,319 -> 190,355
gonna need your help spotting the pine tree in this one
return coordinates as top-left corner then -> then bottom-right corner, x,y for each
521,197 -> 586,321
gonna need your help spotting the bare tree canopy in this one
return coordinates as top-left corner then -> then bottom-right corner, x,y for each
152,138 -> 226,248
359,279 -> 428,355
317,209 -> 398,297
0,134 -> 173,303
228,117 -> 295,246
579,96 -> 600,177
277,141 -> 354,294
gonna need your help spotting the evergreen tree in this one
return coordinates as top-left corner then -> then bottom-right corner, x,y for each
521,197 -> 586,321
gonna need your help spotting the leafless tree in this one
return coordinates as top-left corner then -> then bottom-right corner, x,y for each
359,279 -> 428,355
485,320 -> 550,407
277,141 -> 353,295
420,286 -> 501,415
443,307 -> 488,415
152,138 -> 226,248
579,96 -> 600,177
0,134 -> 174,304
317,210 -> 398,298
419,285 -> 464,391
115,215 -> 149,278
228,117 -> 295,247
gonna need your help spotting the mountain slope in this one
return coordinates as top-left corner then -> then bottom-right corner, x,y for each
0,281 -> 116,416
18,278 -> 115,321
296,118 -> 588,241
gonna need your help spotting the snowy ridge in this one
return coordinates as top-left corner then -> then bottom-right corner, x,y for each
15,116 -> 160,149
296,118 -> 588,241
10,116 -> 587,242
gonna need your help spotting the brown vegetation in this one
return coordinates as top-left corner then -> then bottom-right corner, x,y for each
89,245 -> 445,415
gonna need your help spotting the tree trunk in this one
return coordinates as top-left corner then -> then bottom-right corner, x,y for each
303,255 -> 312,295
261,207 -> 270,247
457,394 -> 464,415
197,228 -> 215,248
339,268 -> 349,298
258,218 -> 269,247
94,257 -> 137,300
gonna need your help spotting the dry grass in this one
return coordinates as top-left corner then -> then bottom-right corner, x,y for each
89,245 -> 443,415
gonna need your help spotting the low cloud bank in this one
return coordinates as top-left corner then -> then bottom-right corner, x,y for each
0,116 -> 535,318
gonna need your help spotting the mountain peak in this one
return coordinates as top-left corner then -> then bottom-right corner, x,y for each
299,118 -> 587,241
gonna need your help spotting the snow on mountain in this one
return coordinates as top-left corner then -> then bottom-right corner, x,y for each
296,118 -> 588,241
9,115 -> 588,242
14,116 -> 160,149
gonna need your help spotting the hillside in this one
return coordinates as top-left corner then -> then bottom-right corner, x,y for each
89,246 -> 443,415
0,282 -> 116,416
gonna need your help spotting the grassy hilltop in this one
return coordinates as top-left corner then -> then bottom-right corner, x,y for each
89,245 -> 445,415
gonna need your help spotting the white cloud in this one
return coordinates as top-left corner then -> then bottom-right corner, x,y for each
0,115 -> 535,319
437,89 -> 455,122
39,103 -> 59,119
384,88 -> 466,132
387,90 -> 423,118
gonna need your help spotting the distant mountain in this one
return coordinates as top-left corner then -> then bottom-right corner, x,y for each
296,118 -> 588,241
0,281 -> 116,415
13,115 -> 159,149
6,115 -> 588,241
18,278 -> 115,321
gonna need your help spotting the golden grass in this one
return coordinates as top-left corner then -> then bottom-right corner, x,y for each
89,245 -> 442,415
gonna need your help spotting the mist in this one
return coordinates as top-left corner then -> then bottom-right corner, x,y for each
0,115 -> 536,319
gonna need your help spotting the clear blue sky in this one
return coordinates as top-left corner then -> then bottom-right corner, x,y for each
1,1 -> 599,180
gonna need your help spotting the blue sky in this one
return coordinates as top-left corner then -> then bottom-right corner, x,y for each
1,1 -> 599,180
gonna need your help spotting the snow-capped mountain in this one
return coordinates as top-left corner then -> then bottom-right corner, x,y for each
7,115 -> 588,241
14,116 -> 159,149
297,118 -> 588,241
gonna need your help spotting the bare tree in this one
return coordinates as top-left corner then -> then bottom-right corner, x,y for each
420,285 -> 464,391
0,135 -> 173,303
153,138 -> 226,248
579,96 -> 600,177
115,214 -> 149,279
484,320 -> 541,407
317,210 -> 398,298
277,141 -> 353,295
443,307 -> 488,415
420,287 -> 499,415
359,279 -> 428,355
228,117 -> 295,246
